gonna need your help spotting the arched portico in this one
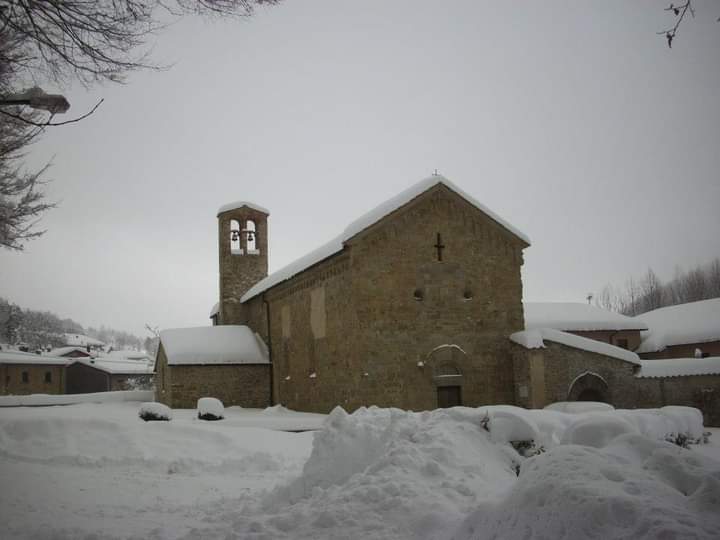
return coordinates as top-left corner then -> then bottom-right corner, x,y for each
567,371 -> 610,403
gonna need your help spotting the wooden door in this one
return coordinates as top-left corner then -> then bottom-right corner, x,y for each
437,385 -> 462,408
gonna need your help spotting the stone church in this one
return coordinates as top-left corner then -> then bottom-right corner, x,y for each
155,175 -> 719,425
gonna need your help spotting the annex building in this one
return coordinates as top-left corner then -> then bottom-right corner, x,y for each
155,175 -> 720,425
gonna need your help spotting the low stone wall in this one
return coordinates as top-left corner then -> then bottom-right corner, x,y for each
512,341 -> 720,427
161,364 -> 270,409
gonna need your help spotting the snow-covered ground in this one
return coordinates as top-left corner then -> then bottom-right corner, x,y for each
0,401 -> 718,540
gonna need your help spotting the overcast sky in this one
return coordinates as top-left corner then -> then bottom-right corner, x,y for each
1,0 -> 719,338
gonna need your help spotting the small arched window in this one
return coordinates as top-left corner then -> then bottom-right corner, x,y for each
230,219 -> 242,254
245,220 -> 257,253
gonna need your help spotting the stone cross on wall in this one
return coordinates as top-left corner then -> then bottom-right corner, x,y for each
434,232 -> 445,261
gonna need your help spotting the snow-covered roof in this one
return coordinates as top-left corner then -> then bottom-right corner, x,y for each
159,325 -> 269,366
523,302 -> 648,332
209,302 -> 219,318
510,328 -> 641,366
635,357 -> 720,378
242,175 -> 529,302
0,350 -> 73,366
634,298 -> 720,354
74,358 -> 154,375
105,350 -> 151,362
64,333 -> 105,347
47,347 -> 92,358
217,201 -> 269,216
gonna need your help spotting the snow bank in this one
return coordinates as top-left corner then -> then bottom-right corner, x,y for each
139,402 -> 172,421
635,298 -> 720,353
524,302 -> 648,331
560,414 -> 638,447
545,401 -> 615,414
198,397 -> 224,420
0,390 -> 153,407
453,436 -> 720,540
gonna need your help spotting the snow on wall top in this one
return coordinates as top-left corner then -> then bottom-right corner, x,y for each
159,325 -> 269,366
216,201 -> 269,216
241,175 -> 529,302
75,358 -> 154,374
634,298 -> 720,353
510,328 -> 642,365
0,350 -> 73,366
635,356 -> 720,378
523,302 -> 648,332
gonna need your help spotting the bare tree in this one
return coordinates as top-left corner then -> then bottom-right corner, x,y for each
640,268 -> 664,312
0,1 -> 279,85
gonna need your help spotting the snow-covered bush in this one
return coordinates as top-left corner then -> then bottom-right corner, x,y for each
560,414 -> 637,448
138,402 -> 172,422
197,397 -> 224,421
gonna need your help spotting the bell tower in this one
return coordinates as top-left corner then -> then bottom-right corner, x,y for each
217,201 -> 269,325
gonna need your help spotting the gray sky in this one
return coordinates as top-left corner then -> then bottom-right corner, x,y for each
1,0 -> 719,338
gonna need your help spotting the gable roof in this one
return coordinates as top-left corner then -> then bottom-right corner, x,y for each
47,346 -> 92,358
0,350 -> 73,366
159,325 -> 269,366
241,175 -> 529,302
634,298 -> 720,353
510,328 -> 641,366
524,302 -> 648,332
73,358 -> 154,374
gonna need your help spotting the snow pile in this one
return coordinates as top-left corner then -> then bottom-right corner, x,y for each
524,302 -> 648,331
242,175 -> 529,302
159,325 -> 269,365
511,327 -> 641,365
544,401 -> 615,414
198,397 -> 224,420
636,298 -> 720,353
453,435 -> 720,540
0,389 -> 153,407
139,401 -> 172,421
637,356 -> 720,378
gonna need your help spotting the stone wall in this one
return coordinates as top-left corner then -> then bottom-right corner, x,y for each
264,184 -> 528,413
0,363 -> 66,395
512,341 -> 720,427
155,341 -> 270,409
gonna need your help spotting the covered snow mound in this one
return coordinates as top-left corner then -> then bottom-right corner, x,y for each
197,397 -> 224,420
545,401 -> 615,414
659,406 -> 704,440
635,298 -> 720,353
487,408 -> 539,444
139,402 -> 172,421
252,406 -> 518,540
159,325 -> 269,365
560,414 -> 638,448
524,302 -> 648,331
453,437 -> 720,540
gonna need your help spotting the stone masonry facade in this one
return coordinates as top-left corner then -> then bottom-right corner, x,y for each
241,184 -> 529,413
155,344 -> 270,409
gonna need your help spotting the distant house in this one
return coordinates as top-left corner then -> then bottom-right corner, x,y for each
155,325 -> 270,409
523,302 -> 648,350
0,351 -> 71,395
66,358 -> 154,394
63,333 -> 105,350
47,346 -> 93,359
635,299 -> 720,359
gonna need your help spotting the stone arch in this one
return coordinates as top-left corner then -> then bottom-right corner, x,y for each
229,219 -> 242,254
427,344 -> 466,408
567,371 -> 609,403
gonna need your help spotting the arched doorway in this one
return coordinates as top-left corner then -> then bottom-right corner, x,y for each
567,372 -> 609,403
427,344 -> 466,408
